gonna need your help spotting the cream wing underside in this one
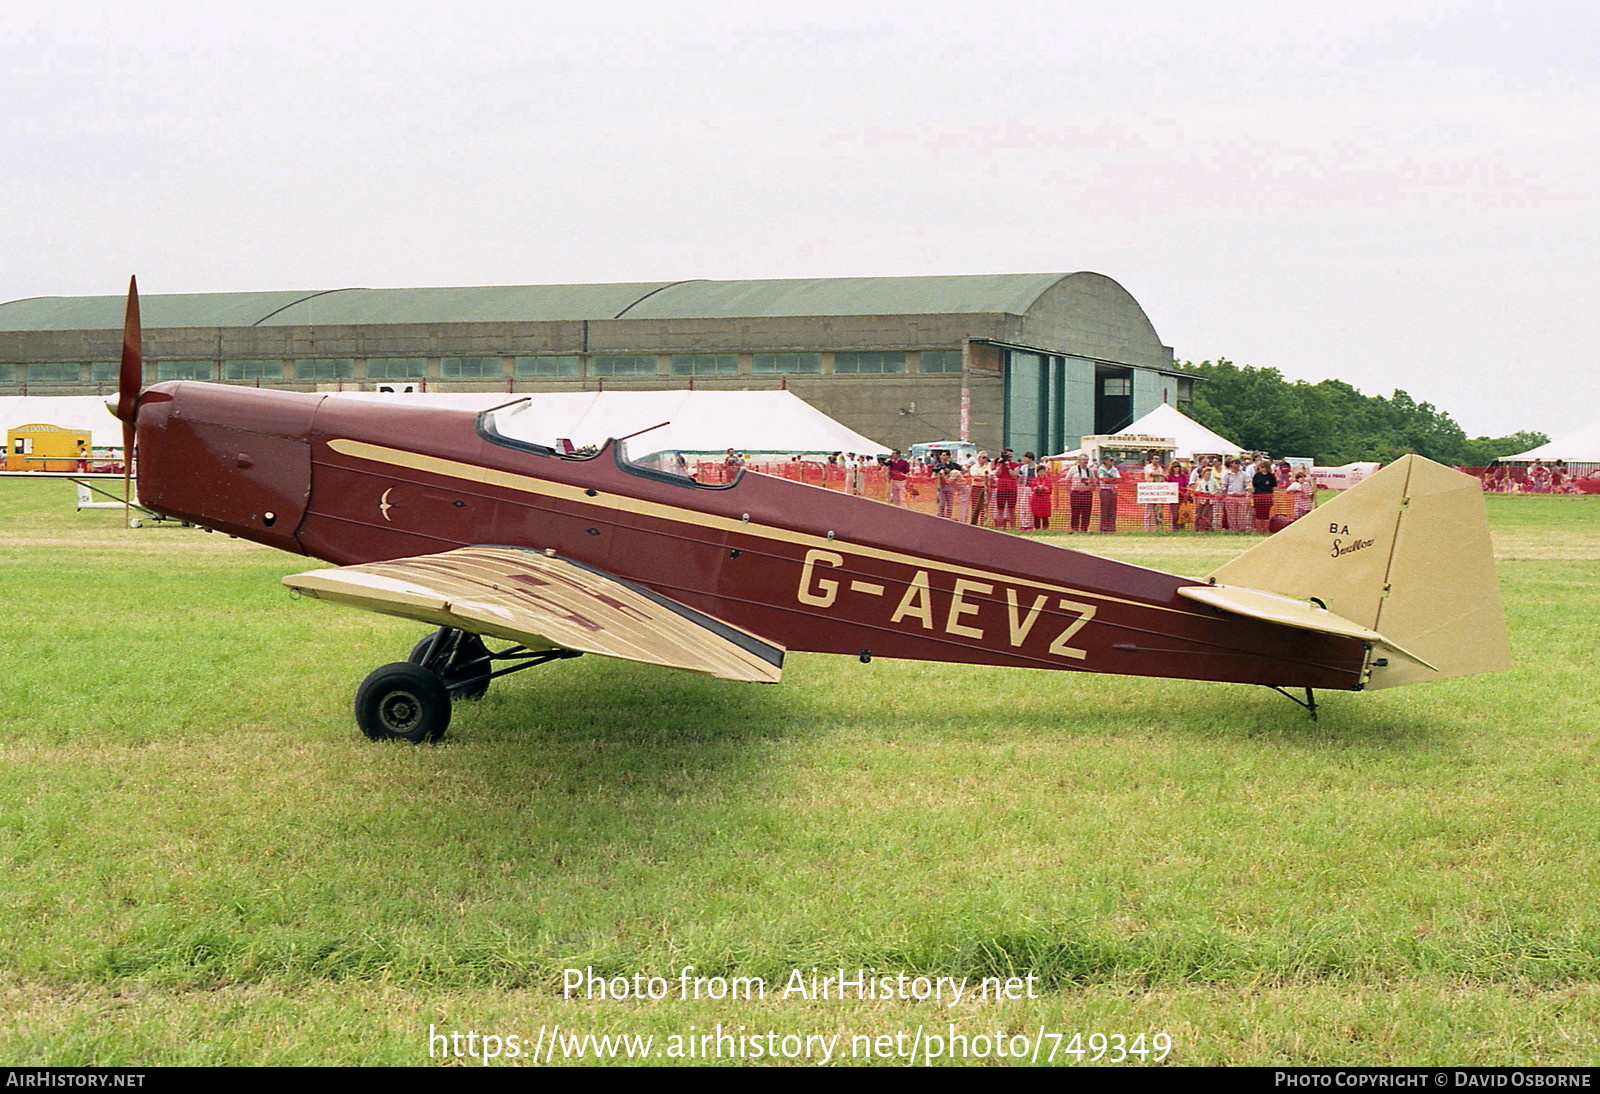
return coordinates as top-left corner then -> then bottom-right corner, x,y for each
282,546 -> 784,684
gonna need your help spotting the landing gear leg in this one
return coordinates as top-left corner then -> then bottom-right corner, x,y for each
409,628 -> 493,701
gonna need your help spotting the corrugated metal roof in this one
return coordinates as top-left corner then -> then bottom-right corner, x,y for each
622,274 -> 1068,319
0,283 -> 678,331
0,274 -> 1072,331
258,283 -> 678,326
0,290 -> 322,331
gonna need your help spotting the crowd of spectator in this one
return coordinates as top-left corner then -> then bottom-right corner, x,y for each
704,447 -> 1321,533
697,444 -> 1599,522
1477,459 -> 1600,494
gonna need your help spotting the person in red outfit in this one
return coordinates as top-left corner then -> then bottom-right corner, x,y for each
992,449 -> 1019,530
1251,458 -> 1277,533
1028,470 -> 1055,530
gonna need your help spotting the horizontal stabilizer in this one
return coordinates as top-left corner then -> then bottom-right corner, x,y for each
1177,583 -> 1438,676
284,546 -> 784,683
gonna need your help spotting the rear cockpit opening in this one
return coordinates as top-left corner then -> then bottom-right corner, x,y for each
478,400 -> 707,487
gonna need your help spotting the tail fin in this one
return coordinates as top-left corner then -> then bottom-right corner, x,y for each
1203,455 -> 1510,690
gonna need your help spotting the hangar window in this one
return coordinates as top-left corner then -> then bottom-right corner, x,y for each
295,359 -> 354,380
514,356 -> 580,378
592,355 -> 659,377
752,353 -> 820,375
91,362 -> 119,383
367,358 -> 426,380
671,354 -> 738,376
0,365 -> 14,382
440,356 -> 504,379
919,351 -> 962,373
1101,377 -> 1131,396
224,360 -> 285,381
833,352 -> 906,375
157,362 -> 214,381
27,363 -> 79,383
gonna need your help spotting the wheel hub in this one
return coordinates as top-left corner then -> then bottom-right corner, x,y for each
380,692 -> 421,732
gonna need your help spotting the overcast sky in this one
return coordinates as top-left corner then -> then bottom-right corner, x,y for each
4,1 -> 1594,437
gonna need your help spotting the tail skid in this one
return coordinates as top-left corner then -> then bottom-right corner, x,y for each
1193,455 -> 1510,691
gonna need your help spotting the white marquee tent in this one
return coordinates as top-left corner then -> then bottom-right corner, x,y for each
1122,403 -> 1246,458
331,389 -> 887,457
1503,417 -> 1600,463
1,390 -> 888,459
1049,402 -> 1245,460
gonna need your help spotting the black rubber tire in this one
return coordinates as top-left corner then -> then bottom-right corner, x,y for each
408,631 -> 491,701
354,662 -> 452,743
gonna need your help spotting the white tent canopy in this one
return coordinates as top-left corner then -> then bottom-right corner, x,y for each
334,389 -> 888,457
1048,402 -> 1245,460
1116,403 -> 1246,459
1,390 -> 888,458
1503,417 -> 1600,463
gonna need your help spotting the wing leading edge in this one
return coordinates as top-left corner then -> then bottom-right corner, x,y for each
283,546 -> 784,683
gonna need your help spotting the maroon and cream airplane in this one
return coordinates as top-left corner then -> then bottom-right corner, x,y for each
109,279 -> 1510,741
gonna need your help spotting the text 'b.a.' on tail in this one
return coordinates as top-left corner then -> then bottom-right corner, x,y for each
1181,455 -> 1511,692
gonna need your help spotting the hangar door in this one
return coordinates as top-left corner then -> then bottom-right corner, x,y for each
1003,350 -> 1096,455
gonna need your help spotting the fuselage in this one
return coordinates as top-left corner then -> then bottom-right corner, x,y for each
132,382 -> 1368,690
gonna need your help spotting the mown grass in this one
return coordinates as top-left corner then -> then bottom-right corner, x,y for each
2,480 -> 1597,1065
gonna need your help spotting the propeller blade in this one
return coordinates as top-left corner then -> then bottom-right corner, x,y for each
117,277 -> 141,519
115,276 -> 141,424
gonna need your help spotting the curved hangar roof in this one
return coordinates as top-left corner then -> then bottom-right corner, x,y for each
0,273 -> 1116,330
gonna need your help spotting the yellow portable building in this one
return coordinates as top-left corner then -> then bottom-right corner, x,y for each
5,422 -> 93,471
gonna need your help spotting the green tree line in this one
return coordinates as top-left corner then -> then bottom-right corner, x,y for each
1176,359 -> 1547,466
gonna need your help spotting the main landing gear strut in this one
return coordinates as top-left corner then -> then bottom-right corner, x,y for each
352,627 -> 581,742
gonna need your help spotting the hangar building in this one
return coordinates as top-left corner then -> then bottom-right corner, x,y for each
0,272 -> 1190,454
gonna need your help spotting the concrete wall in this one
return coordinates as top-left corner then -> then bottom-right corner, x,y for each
1132,366 -> 1169,423
1017,272 -> 1175,370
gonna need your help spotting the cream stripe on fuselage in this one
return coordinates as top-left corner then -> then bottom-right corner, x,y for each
325,438 -> 1196,616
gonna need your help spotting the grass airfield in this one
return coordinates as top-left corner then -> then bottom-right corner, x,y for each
2,479 -> 1597,1066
